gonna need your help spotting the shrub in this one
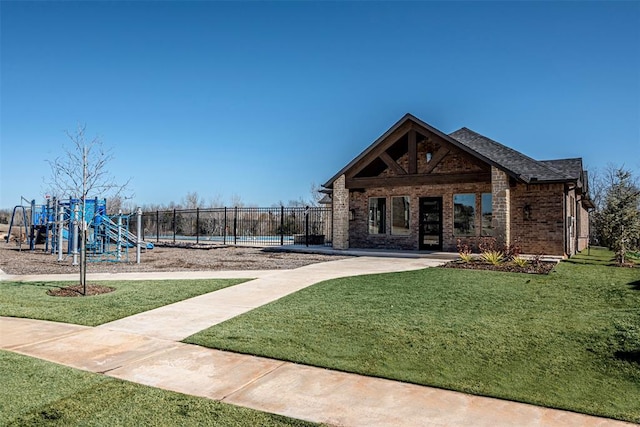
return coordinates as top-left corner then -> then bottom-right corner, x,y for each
479,237 -> 504,265
512,256 -> 529,268
481,250 -> 505,265
456,239 -> 473,263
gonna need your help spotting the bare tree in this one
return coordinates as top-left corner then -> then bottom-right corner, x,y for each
229,194 -> 244,208
182,191 -> 204,209
46,124 -> 130,295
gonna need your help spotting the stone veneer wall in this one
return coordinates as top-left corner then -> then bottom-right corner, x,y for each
491,167 -> 510,248
332,174 -> 349,250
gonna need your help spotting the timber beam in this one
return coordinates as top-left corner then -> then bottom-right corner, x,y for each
346,172 -> 491,189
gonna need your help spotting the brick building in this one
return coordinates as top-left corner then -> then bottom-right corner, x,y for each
322,114 -> 593,256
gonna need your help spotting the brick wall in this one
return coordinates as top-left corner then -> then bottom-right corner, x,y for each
577,199 -> 590,252
348,181 -> 492,251
510,183 -> 565,255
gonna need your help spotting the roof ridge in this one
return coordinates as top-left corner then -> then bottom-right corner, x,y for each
453,127 -> 574,180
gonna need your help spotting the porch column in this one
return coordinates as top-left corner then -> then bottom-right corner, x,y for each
332,174 -> 349,250
491,166 -> 510,247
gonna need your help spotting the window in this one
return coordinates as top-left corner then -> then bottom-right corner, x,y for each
391,196 -> 410,235
481,193 -> 493,236
453,194 -> 475,236
368,198 -> 386,234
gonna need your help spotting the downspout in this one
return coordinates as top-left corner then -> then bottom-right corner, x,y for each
563,185 -> 568,257
575,194 -> 581,253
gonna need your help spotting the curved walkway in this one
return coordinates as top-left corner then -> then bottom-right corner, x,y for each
1,257 -> 634,427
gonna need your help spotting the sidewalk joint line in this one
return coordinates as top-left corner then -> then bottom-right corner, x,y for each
220,360 -> 288,401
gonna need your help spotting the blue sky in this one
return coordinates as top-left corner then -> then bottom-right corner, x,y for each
2,1 -> 639,209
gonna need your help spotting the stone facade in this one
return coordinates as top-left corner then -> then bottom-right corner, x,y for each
491,167 -> 510,248
332,174 -> 349,250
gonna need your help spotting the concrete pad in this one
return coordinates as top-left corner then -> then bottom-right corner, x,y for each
13,327 -> 177,373
108,344 -> 285,400
0,317 -> 90,349
224,363 -> 633,427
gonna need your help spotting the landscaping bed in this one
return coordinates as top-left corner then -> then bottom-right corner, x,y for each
442,259 -> 556,274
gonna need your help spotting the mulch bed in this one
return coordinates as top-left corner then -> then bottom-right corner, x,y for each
442,260 -> 556,275
47,284 -> 116,297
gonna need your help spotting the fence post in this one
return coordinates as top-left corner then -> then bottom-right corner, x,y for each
196,208 -> 200,244
156,210 -> 159,243
136,207 -> 142,264
234,207 -> 238,245
117,210 -> 123,261
280,206 -> 284,245
172,209 -> 176,244
305,206 -> 310,247
223,207 -> 227,245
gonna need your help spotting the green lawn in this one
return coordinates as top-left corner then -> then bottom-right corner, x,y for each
563,246 -> 639,266
185,255 -> 640,423
0,279 -> 248,326
0,350 -> 315,427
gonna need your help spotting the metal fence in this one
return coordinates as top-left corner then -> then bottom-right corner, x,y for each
135,206 -> 333,247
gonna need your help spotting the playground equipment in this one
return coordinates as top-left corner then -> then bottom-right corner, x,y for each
5,197 -> 152,263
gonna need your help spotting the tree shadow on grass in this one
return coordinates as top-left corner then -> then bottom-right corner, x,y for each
628,280 -> 640,291
615,350 -> 640,364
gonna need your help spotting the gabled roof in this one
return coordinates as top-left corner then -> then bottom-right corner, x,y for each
539,158 -> 583,180
323,113 -> 584,188
448,127 -> 575,183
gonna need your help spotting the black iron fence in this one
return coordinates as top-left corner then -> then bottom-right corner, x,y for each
135,206 -> 332,247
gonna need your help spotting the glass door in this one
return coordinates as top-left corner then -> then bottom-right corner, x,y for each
419,197 -> 442,250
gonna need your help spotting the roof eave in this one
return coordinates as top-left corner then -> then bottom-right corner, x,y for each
324,114 -> 532,188
323,113 -> 416,188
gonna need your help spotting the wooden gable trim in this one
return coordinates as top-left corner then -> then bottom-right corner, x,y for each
408,129 -> 417,174
379,151 -> 407,175
323,113 -> 523,189
345,120 -> 412,179
346,172 -> 491,189
423,148 -> 451,174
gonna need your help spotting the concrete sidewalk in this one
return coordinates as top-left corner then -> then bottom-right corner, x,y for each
2,317 -> 631,427
1,257 -> 634,426
98,256 -> 443,341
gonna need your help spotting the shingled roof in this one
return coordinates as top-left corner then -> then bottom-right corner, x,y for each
324,114 -> 585,188
448,127 -> 575,183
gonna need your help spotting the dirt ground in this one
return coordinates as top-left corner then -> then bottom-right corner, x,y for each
0,238 -> 348,276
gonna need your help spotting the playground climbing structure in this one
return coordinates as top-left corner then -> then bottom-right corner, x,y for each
5,197 -> 152,264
